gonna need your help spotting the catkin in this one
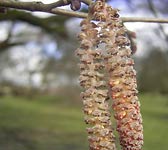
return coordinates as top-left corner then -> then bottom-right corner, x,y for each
76,15 -> 116,150
89,0 -> 143,149
77,0 -> 143,149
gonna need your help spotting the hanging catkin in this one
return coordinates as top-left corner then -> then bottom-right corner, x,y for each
88,0 -> 143,150
76,9 -> 116,150
77,0 -> 143,149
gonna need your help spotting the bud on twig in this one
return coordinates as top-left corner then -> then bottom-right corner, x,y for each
70,0 -> 81,11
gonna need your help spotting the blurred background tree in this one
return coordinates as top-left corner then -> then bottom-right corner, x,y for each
0,0 -> 167,96
0,0 -> 168,96
0,0 -> 168,150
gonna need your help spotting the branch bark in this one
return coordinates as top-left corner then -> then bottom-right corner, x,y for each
121,17 -> 168,23
0,0 -> 168,23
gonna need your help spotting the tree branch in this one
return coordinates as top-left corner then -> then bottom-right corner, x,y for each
81,0 -> 92,5
0,0 -> 168,23
0,10 -> 68,36
46,0 -> 71,10
121,17 -> 168,23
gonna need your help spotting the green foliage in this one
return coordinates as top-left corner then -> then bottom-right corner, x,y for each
140,93 -> 168,150
138,49 -> 168,93
0,94 -> 168,150
0,95 -> 87,150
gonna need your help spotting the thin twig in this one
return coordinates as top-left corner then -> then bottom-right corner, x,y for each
0,0 -> 168,23
47,0 -> 71,10
81,0 -> 92,5
51,8 -> 88,18
121,17 -> 168,23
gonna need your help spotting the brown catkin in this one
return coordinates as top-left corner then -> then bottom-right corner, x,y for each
76,17 -> 116,150
77,0 -> 143,149
89,0 -> 143,150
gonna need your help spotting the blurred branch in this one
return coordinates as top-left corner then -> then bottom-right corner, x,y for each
0,7 -> 7,13
147,0 -> 168,42
46,0 -> 92,8
0,40 -> 25,52
0,0 -> 71,12
6,22 -> 14,41
0,0 -> 88,18
0,0 -> 91,11
0,21 -> 26,52
81,0 -> 92,5
0,0 -> 168,23
46,0 -> 71,9
0,10 -> 68,37
122,17 -> 168,23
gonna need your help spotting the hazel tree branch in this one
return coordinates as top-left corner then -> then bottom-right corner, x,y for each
0,0 -> 66,12
121,17 -> 168,23
81,0 -> 92,5
0,0 -> 168,23
47,0 -> 71,10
